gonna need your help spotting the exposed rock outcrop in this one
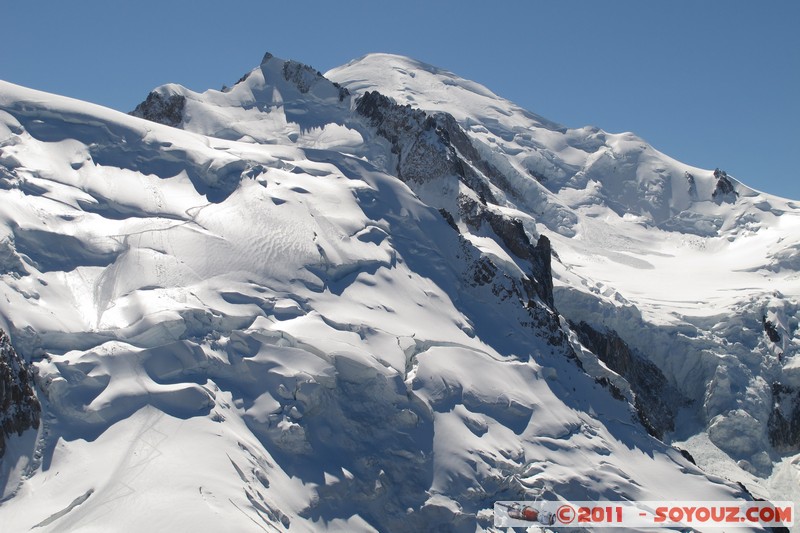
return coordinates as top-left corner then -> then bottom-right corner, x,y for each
685,171 -> 697,199
768,382 -> 800,452
571,321 -> 684,438
712,168 -> 738,202
1,328 -> 41,457
356,91 -> 501,199
763,315 -> 781,343
356,91 -> 455,184
281,59 -> 349,101
130,92 -> 186,127
458,195 -> 554,308
356,91 -> 554,309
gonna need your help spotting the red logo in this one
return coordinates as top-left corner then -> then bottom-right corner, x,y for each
557,505 -> 576,524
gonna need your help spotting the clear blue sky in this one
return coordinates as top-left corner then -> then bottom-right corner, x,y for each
3,1 -> 798,200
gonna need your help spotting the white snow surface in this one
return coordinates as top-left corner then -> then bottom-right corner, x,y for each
329,53 -> 800,509
0,51 -> 796,531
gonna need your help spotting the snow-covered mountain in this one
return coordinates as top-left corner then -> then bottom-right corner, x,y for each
0,51 -> 797,531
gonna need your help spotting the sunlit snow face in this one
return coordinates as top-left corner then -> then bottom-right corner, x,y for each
1,50 -> 798,531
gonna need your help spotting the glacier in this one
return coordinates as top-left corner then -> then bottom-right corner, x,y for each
0,51 -> 797,531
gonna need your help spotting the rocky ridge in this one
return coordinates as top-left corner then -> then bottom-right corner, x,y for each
0,329 -> 40,457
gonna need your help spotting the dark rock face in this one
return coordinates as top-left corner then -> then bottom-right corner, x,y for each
594,376 -> 626,401
356,89 -> 562,360
571,321 -> 684,439
675,447 -> 697,465
458,196 -> 554,308
685,171 -> 697,198
356,92 -> 504,200
712,168 -> 737,202
530,236 -> 554,309
356,91 -> 454,183
438,208 -> 458,232
433,113 -> 515,195
763,316 -> 781,343
1,329 -> 41,457
459,233 -> 566,349
768,382 -> 800,452
282,60 -> 349,101
356,91 -> 554,309
130,92 -> 186,127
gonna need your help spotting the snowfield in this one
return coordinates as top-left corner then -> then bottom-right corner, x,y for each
0,52 -> 797,531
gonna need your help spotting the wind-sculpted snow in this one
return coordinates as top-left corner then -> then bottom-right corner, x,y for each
331,53 -> 800,507
0,51 -> 797,530
131,53 -> 360,154
0,75 -> 751,531
329,54 -> 795,237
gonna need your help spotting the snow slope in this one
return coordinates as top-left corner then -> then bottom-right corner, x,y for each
328,53 -> 800,507
0,51 -> 795,532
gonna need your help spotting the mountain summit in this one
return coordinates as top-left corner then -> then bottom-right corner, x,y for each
0,51 -> 797,531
